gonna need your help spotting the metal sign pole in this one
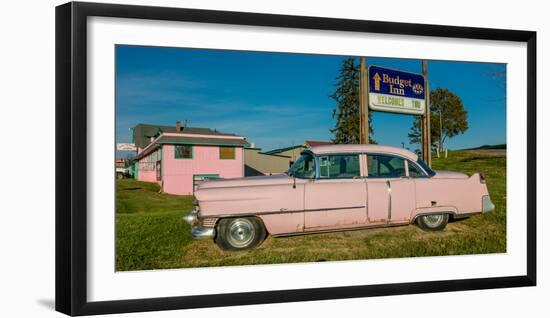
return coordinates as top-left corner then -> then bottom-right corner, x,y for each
422,60 -> 432,166
360,57 -> 369,144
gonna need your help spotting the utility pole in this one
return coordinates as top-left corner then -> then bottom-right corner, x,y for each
422,60 -> 432,166
439,107 -> 443,154
359,57 -> 369,144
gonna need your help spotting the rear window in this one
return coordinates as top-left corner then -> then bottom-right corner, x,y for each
416,158 -> 436,177
408,160 -> 427,177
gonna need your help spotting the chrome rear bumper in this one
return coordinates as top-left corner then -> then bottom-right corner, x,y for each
482,195 -> 495,213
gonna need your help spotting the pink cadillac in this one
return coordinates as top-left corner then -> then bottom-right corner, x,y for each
184,144 -> 494,251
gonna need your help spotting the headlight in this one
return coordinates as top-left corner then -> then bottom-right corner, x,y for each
183,211 -> 198,225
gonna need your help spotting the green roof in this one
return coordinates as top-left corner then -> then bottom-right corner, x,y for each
136,135 -> 247,159
262,144 -> 305,155
132,123 -> 238,149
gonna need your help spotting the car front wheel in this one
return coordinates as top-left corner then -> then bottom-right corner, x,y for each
215,217 -> 266,251
416,213 -> 449,231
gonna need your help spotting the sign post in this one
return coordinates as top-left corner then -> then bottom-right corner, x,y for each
362,63 -> 431,166
360,57 -> 369,144
422,60 -> 432,166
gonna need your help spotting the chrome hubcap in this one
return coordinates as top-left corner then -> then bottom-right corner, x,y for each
423,214 -> 444,228
227,218 -> 255,248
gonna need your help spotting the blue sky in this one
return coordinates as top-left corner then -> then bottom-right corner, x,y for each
116,45 -> 506,153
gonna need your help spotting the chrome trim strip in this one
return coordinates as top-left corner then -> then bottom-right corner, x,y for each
273,221 -> 409,237
386,180 -> 392,222
451,212 -> 482,220
205,205 -> 366,219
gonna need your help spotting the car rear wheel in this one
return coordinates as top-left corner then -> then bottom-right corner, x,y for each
215,217 -> 266,251
416,213 -> 449,231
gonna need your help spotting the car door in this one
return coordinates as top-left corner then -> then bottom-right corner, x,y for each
304,154 -> 368,230
366,154 -> 416,224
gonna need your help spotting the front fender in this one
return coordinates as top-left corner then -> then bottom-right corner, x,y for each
196,183 -> 304,218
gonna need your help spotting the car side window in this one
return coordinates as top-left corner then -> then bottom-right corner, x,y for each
367,154 -> 406,178
288,153 -> 316,179
319,155 -> 361,179
408,160 -> 427,177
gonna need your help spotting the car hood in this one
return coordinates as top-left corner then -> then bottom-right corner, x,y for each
196,173 -> 293,190
432,170 -> 469,179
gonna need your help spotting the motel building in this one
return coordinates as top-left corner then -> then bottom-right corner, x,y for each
132,122 -> 248,195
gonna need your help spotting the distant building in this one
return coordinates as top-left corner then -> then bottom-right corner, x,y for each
115,158 -> 126,168
132,122 -> 247,195
304,140 -> 333,147
245,140 -> 333,175
243,148 -> 292,176
261,140 -> 333,162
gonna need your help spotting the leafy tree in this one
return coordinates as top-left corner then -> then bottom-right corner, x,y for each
408,87 -> 468,151
330,58 -> 374,144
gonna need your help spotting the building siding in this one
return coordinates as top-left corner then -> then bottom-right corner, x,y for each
162,144 -> 244,195
244,149 -> 292,175
275,147 -> 305,162
136,148 -> 161,183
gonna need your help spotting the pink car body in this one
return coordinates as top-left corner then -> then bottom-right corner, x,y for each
184,144 -> 494,250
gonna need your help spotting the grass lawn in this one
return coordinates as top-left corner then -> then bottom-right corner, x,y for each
115,150 -> 506,271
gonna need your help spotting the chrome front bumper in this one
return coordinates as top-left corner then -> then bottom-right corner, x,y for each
191,226 -> 216,239
183,208 -> 216,239
482,195 -> 495,213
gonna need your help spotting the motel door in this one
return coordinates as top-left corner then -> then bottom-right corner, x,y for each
156,160 -> 161,181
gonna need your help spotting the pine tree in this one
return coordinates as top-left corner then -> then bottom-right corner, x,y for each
330,58 -> 374,144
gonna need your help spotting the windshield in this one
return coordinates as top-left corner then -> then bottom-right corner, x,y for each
287,153 -> 316,179
416,158 -> 436,177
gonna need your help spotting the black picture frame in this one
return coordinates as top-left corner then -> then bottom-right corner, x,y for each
55,1 -> 537,316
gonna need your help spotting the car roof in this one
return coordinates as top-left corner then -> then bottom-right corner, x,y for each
308,144 -> 418,161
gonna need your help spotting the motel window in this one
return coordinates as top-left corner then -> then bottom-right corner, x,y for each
219,146 -> 236,160
174,145 -> 193,159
